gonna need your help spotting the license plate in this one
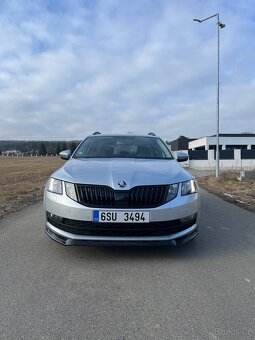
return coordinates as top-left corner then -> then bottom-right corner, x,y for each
93,211 -> 150,223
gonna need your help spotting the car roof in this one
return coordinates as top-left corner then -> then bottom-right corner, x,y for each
88,134 -> 158,138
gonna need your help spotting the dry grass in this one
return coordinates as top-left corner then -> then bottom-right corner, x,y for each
197,171 -> 255,213
0,156 -> 64,218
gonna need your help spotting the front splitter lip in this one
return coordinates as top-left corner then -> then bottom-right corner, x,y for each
45,221 -> 198,246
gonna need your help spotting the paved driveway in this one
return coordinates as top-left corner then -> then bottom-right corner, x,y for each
0,189 -> 255,339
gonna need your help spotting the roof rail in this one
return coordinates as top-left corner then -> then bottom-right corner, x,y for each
148,132 -> 156,136
92,131 -> 101,135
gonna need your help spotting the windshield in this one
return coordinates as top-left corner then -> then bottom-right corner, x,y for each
73,136 -> 173,159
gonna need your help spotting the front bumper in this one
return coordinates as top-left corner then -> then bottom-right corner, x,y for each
44,186 -> 200,246
45,220 -> 198,246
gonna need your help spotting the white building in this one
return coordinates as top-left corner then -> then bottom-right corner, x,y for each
189,133 -> 255,150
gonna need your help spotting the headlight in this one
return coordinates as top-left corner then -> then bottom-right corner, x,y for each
47,178 -> 63,194
166,184 -> 179,202
65,182 -> 78,201
181,180 -> 197,196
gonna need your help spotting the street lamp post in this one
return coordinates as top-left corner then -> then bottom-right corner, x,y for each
193,13 -> 225,179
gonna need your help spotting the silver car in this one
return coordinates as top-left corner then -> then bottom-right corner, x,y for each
44,134 -> 200,246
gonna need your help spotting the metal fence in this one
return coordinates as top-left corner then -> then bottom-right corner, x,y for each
214,150 -> 234,160
241,149 -> 255,159
188,150 -> 208,160
189,149 -> 254,160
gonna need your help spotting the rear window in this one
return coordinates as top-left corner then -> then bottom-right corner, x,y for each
73,136 -> 173,159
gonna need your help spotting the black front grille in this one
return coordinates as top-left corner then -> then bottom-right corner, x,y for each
47,212 -> 197,237
75,184 -> 169,208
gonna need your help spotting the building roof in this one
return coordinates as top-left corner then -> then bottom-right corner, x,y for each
168,136 -> 196,151
210,133 -> 255,137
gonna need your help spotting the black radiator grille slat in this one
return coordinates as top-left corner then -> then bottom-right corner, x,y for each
151,187 -> 155,205
84,187 -> 89,203
74,184 -> 169,208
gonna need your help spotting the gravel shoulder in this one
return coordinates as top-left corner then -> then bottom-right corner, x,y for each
187,169 -> 255,213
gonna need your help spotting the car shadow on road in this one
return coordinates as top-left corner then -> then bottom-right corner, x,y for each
86,231 -> 233,260
52,224 -> 252,262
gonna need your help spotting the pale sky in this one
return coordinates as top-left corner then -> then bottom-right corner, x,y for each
0,0 -> 255,141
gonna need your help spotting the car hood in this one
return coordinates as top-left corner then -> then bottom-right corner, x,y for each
53,158 -> 192,190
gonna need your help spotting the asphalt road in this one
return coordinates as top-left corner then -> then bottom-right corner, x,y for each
0,189 -> 255,340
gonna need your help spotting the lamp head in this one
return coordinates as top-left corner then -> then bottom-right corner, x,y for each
218,22 -> 225,29
193,19 -> 202,23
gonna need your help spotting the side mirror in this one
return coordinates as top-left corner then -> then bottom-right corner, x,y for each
176,152 -> 189,162
59,150 -> 71,160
